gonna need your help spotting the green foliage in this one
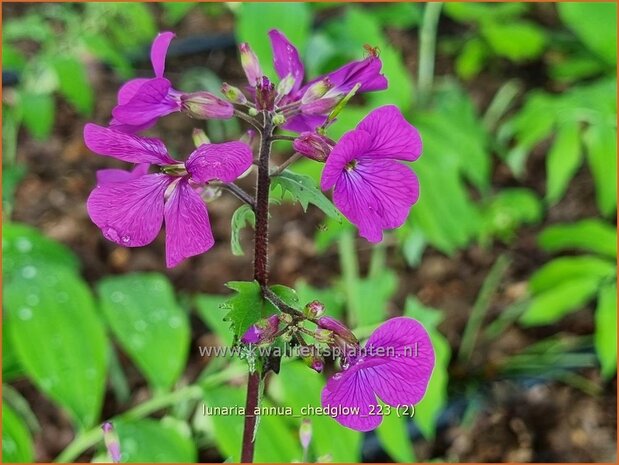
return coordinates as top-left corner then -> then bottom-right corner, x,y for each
20,92 -> 55,141
194,294 -> 233,346
376,413 -> 415,462
230,204 -> 255,256
481,188 -> 543,243
594,283 -> 617,379
538,219 -> 617,259
2,404 -> 34,463
271,170 -> 341,219
98,273 -> 191,391
52,56 -> 94,115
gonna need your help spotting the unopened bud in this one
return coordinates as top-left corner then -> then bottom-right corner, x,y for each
221,82 -> 248,105
304,300 -> 326,318
181,92 -> 234,119
272,113 -> 286,126
299,419 -> 312,450
192,129 -> 210,148
241,314 -> 280,344
101,422 -> 121,463
303,354 -> 325,373
239,43 -> 262,86
314,328 -> 333,343
255,76 -> 276,111
293,132 -> 333,162
317,316 -> 358,346
248,107 -> 259,116
301,78 -> 333,104
280,313 -> 294,324
276,74 -> 296,99
300,97 -> 342,116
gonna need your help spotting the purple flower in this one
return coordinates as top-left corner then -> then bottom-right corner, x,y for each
321,317 -> 435,432
320,105 -> 422,242
84,124 -> 252,267
241,315 -> 280,344
111,32 -> 182,133
101,422 -> 121,463
293,132 -> 334,162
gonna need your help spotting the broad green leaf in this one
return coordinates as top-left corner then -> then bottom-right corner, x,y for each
482,20 -> 546,61
2,165 -> 25,216
3,318 -> 24,380
520,277 -> 601,326
2,44 -> 26,72
4,265 -> 107,428
235,2 -> 311,79
270,362 -> 362,462
372,2 -> 422,29
222,281 -> 265,340
161,2 -> 196,25
444,2 -> 528,22
376,413 -> 415,462
98,273 -> 190,391
538,219 -> 617,259
230,204 -> 255,256
194,294 -> 233,346
530,256 -> 616,294
82,34 -> 133,79
2,404 -> 34,463
353,271 -> 398,328
456,38 -> 488,80
558,2 -> 617,65
202,385 -> 302,462
114,418 -> 197,462
546,121 -> 582,205
584,123 -> 617,217
20,92 -> 55,140
482,188 -> 543,243
52,56 -> 93,115
271,170 -> 341,219
594,283 -> 617,379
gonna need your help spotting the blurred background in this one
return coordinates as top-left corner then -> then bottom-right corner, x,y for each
2,2 -> 617,463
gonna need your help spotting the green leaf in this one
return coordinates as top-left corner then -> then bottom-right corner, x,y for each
4,264 -> 107,428
538,219 -> 617,259
584,123 -> 617,217
558,2 -> 617,65
222,281 -> 264,340
98,273 -> 190,391
376,413 -> 415,462
52,56 -> 94,115
161,2 -> 196,25
594,283 -> 617,379
520,277 -> 601,326
230,204 -> 255,256
194,294 -> 233,346
2,44 -> 26,72
482,20 -> 546,61
20,92 -> 55,140
546,121 -> 583,205
2,165 -> 26,216
114,418 -> 197,462
530,256 -> 616,294
235,2 -> 311,79
2,404 -> 34,463
371,3 -> 422,29
271,170 -> 341,219
482,188 -> 543,243
456,38 -> 488,80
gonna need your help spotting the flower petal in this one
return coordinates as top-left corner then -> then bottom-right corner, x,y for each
357,105 -> 422,161
268,29 -> 304,93
112,78 -> 181,126
87,174 -> 172,247
332,157 -> 419,242
305,56 -> 387,96
185,141 -> 253,183
321,360 -> 384,432
320,130 -> 372,191
117,78 -> 150,105
283,114 -> 327,134
151,31 -> 175,78
84,123 -> 177,165
96,164 -> 150,185
164,179 -> 215,267
363,317 -> 435,406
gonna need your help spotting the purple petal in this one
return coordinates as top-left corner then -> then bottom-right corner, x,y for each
164,179 -> 215,267
268,29 -> 304,93
357,105 -> 422,161
151,31 -> 175,78
321,359 -> 385,432
363,317 -> 435,406
84,123 -> 177,165
112,78 -> 181,126
96,164 -> 150,185
185,142 -> 253,183
87,174 -> 172,247
117,78 -> 150,105
305,56 -> 387,96
320,130 -> 372,190
283,114 -> 327,133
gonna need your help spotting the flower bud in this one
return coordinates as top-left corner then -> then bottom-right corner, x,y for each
314,328 -> 333,343
300,97 -> 342,116
248,107 -> 259,116
276,73 -> 296,100
293,132 -> 333,162
221,82 -> 248,105
101,422 -> 121,463
181,92 -> 234,119
303,354 -> 325,373
192,129 -> 210,148
317,316 -> 359,346
272,113 -> 286,126
301,78 -> 333,104
241,314 -> 280,344
299,419 -> 312,451
255,76 -> 276,111
239,43 -> 263,86
304,300 -> 325,318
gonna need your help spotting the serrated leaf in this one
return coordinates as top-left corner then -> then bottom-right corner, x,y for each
538,219 -> 617,259
594,283 -> 617,379
271,170 -> 340,219
194,294 -> 233,346
4,264 -> 107,428
2,404 -> 34,463
546,121 -> 583,205
530,256 -> 616,294
52,56 -> 94,115
230,204 -> 255,256
222,281 -> 264,340
584,123 -> 617,217
98,273 -> 190,391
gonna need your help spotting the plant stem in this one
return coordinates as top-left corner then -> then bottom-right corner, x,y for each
270,152 -> 302,177
216,182 -> 256,210
234,109 -> 261,131
241,112 -> 274,463
417,2 -> 443,108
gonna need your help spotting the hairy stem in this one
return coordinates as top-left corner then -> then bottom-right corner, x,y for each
215,182 -> 256,210
241,112 -> 274,463
417,2 -> 443,108
270,152 -> 302,177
